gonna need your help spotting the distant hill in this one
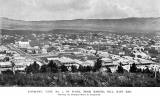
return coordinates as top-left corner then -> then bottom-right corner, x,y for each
0,17 -> 160,32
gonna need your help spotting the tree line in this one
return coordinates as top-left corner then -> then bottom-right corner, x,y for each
24,58 -> 153,74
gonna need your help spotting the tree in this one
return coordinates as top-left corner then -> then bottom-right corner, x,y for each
47,60 -> 58,73
60,64 -> 68,72
144,67 -> 151,73
32,61 -> 40,73
94,58 -> 102,71
130,63 -> 137,73
78,65 -> 84,72
106,67 -> 112,73
86,66 -> 92,72
117,62 -> 123,73
40,64 -> 49,73
26,61 -> 40,74
11,61 -> 15,74
71,65 -> 78,72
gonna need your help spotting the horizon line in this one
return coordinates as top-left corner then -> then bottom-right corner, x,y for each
0,16 -> 160,22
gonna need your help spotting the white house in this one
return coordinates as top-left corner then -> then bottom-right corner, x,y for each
13,57 -> 26,62
58,57 -> 79,67
0,62 -> 12,71
42,48 -> 47,54
80,60 -> 95,67
17,41 -> 30,48
14,62 -> 26,71
101,58 -> 114,66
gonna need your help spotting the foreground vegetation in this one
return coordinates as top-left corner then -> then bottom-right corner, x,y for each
0,71 -> 160,87
0,58 -> 160,87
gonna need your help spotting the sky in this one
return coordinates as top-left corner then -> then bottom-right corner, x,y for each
0,0 -> 160,21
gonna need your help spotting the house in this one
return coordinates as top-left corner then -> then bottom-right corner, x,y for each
0,54 -> 6,60
17,41 -> 30,48
151,45 -> 160,52
58,57 -> 80,67
13,57 -> 26,62
98,51 -> 109,57
34,46 -> 40,49
132,50 -> 150,59
80,60 -> 95,67
0,62 -> 12,72
136,58 -> 155,65
73,52 -> 84,56
47,57 -> 80,68
47,57 -> 59,61
110,54 -> 121,60
14,62 -> 26,71
101,58 -> 114,67
42,48 -> 47,54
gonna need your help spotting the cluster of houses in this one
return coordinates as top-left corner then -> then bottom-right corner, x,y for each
0,42 -> 160,74
0,45 -> 41,73
1,32 -> 160,74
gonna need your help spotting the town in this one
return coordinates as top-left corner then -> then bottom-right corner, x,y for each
0,30 -> 160,74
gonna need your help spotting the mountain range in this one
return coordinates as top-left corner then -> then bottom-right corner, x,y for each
0,17 -> 160,33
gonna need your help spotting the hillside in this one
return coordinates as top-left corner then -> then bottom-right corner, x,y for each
0,17 -> 160,32
0,72 -> 160,87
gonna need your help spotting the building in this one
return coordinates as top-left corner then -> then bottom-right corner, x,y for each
101,58 -> 114,67
58,57 -> 79,67
42,48 -> 48,54
0,62 -> 12,72
80,60 -> 95,67
17,41 -> 30,48
13,57 -> 26,62
14,62 -> 26,71
47,57 -> 80,68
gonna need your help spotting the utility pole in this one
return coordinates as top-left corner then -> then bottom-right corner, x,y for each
155,66 -> 157,79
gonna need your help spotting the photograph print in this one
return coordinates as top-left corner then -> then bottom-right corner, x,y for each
0,0 -> 160,87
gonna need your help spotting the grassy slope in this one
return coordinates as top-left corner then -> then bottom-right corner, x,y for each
0,72 -> 160,87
